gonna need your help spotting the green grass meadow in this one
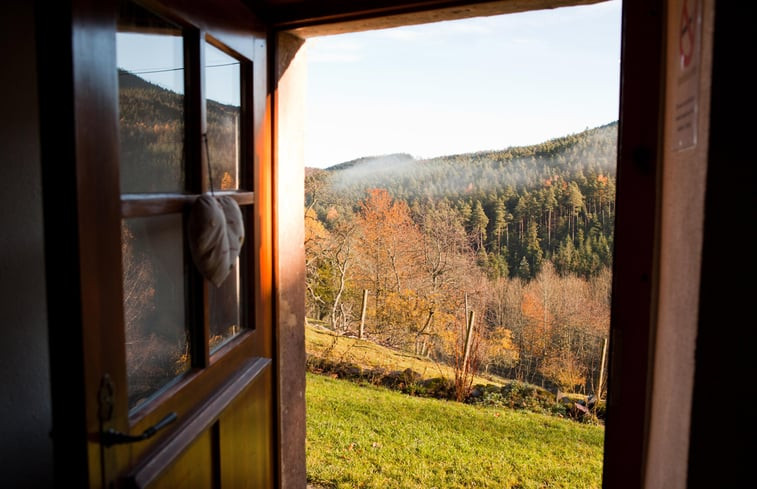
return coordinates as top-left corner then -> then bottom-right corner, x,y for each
306,373 -> 605,489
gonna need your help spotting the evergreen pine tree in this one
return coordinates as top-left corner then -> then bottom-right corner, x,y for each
470,200 -> 489,251
492,198 -> 507,254
517,256 -> 531,281
525,220 -> 543,275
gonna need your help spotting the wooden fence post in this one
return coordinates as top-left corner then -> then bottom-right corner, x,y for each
359,289 -> 368,339
596,336 -> 608,400
462,310 -> 475,377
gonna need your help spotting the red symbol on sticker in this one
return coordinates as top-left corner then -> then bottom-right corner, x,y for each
680,0 -> 696,69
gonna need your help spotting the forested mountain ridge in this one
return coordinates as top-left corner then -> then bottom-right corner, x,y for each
308,122 -> 617,280
324,121 -> 616,199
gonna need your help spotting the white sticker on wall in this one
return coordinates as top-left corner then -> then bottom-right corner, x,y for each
673,0 -> 702,151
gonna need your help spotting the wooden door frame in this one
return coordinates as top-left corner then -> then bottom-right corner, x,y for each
270,1 -> 666,488
36,0 -> 670,487
602,1 -> 665,487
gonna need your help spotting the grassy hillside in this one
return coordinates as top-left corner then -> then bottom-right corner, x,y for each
307,373 -> 604,489
306,321 -> 503,387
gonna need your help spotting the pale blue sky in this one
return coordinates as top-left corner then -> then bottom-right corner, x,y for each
117,34 -> 240,106
305,0 -> 622,168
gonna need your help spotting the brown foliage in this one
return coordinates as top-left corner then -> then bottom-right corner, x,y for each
303,188 -> 611,397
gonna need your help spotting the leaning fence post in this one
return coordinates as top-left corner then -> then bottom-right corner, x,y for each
359,289 -> 368,339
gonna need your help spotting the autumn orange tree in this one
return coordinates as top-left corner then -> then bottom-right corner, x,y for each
353,189 -> 423,345
499,262 -> 609,391
484,276 -> 524,375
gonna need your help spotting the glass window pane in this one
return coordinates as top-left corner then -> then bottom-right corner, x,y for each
117,2 -> 184,193
122,215 -> 189,410
209,258 -> 245,353
205,42 -> 241,192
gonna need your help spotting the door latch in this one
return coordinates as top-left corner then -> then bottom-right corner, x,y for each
101,412 -> 178,447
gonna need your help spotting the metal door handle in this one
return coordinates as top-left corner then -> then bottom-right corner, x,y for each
101,412 -> 178,447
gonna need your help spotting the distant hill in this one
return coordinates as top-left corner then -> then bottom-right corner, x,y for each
320,122 -> 617,202
118,69 -> 240,193
326,153 -> 415,172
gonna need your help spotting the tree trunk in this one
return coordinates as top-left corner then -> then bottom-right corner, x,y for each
415,309 -> 434,355
330,263 -> 347,331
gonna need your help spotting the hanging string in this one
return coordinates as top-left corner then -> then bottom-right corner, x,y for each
202,133 -> 215,196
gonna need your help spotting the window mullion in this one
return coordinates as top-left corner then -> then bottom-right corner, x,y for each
185,28 -> 210,368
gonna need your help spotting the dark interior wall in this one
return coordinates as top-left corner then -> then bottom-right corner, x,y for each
0,1 -> 54,486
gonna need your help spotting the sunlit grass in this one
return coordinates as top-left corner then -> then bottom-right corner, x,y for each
306,321 -> 503,386
307,373 -> 604,489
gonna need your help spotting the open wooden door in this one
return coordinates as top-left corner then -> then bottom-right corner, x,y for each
38,0 -> 275,487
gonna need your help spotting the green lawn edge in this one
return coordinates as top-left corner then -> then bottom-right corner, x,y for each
307,372 -> 605,489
